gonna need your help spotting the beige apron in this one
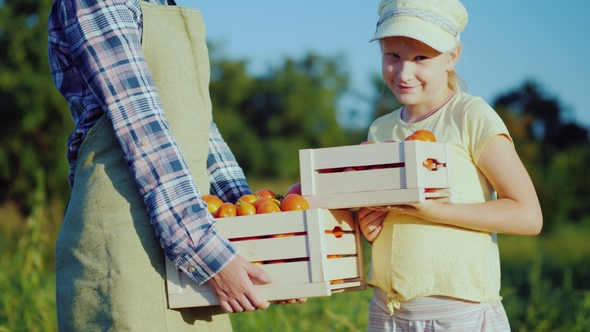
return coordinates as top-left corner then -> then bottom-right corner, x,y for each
55,2 -> 231,331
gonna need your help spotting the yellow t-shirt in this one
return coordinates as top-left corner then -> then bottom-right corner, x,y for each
367,92 -> 510,310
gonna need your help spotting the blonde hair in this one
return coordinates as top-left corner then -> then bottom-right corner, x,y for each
448,70 -> 467,92
380,37 -> 467,92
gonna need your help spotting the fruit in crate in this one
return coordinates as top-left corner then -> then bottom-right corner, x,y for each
317,167 -> 343,174
236,201 -> 256,216
422,158 -> 437,170
326,226 -> 344,238
203,185 -> 310,217
281,194 -> 310,212
201,195 -> 224,216
257,200 -> 282,214
271,233 -> 296,238
404,129 -> 436,142
284,183 -> 302,197
216,202 -> 237,218
238,194 -> 257,205
254,188 -> 277,199
253,197 -> 280,210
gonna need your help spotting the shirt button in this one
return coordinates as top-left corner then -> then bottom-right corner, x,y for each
141,139 -> 147,146
188,266 -> 196,273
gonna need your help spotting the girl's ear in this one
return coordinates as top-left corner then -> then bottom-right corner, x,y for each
447,44 -> 462,72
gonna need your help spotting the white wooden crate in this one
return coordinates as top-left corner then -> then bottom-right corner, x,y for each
165,208 -> 365,309
299,141 -> 453,209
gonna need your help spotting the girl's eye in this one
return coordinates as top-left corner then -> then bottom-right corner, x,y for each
415,55 -> 428,61
387,53 -> 400,59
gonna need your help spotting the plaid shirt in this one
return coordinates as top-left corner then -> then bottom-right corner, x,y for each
48,0 -> 250,284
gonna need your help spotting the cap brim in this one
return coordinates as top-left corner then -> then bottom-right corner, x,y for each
369,18 -> 457,53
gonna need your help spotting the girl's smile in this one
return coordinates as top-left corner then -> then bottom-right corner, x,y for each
397,84 -> 418,92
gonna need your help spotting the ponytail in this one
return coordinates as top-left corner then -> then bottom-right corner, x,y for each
448,70 -> 467,92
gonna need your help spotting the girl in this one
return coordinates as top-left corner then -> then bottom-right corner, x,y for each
359,0 -> 543,331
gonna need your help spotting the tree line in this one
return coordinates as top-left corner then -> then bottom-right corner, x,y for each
1,0 -> 589,233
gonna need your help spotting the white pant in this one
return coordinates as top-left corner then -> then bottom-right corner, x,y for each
368,288 -> 511,332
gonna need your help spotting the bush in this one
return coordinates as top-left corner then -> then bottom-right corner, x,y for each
0,196 -> 58,331
499,223 -> 590,331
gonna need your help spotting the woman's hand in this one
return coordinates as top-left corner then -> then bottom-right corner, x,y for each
357,207 -> 388,242
208,254 -> 272,313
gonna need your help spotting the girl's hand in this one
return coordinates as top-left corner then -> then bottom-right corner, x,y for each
272,298 -> 307,305
376,199 -> 441,220
357,207 -> 387,242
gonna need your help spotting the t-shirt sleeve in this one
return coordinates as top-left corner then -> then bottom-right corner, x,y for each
464,97 -> 512,164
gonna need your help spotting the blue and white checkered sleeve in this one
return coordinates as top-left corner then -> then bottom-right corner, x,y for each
207,122 -> 252,203
56,0 -> 237,284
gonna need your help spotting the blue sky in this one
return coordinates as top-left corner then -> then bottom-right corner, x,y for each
177,0 -> 590,129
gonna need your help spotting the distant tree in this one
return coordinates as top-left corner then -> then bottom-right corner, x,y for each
494,80 -> 589,158
209,48 -> 356,180
369,73 -> 403,121
0,0 -> 72,214
493,80 -> 590,228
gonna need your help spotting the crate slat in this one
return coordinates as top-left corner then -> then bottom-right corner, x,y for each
303,143 -> 405,170
313,168 -> 406,195
325,256 -> 361,280
232,236 -> 309,262
168,281 -> 332,309
324,234 -> 358,256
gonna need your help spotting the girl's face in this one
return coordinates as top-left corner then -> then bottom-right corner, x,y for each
380,37 -> 459,110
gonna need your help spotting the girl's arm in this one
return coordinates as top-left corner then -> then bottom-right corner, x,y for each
389,135 -> 543,235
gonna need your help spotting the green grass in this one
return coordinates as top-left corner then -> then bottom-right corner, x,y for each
0,201 -> 58,332
229,290 -> 372,332
498,223 -> 590,331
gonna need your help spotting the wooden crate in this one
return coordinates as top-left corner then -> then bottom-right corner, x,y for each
299,141 -> 453,209
165,208 -> 365,309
